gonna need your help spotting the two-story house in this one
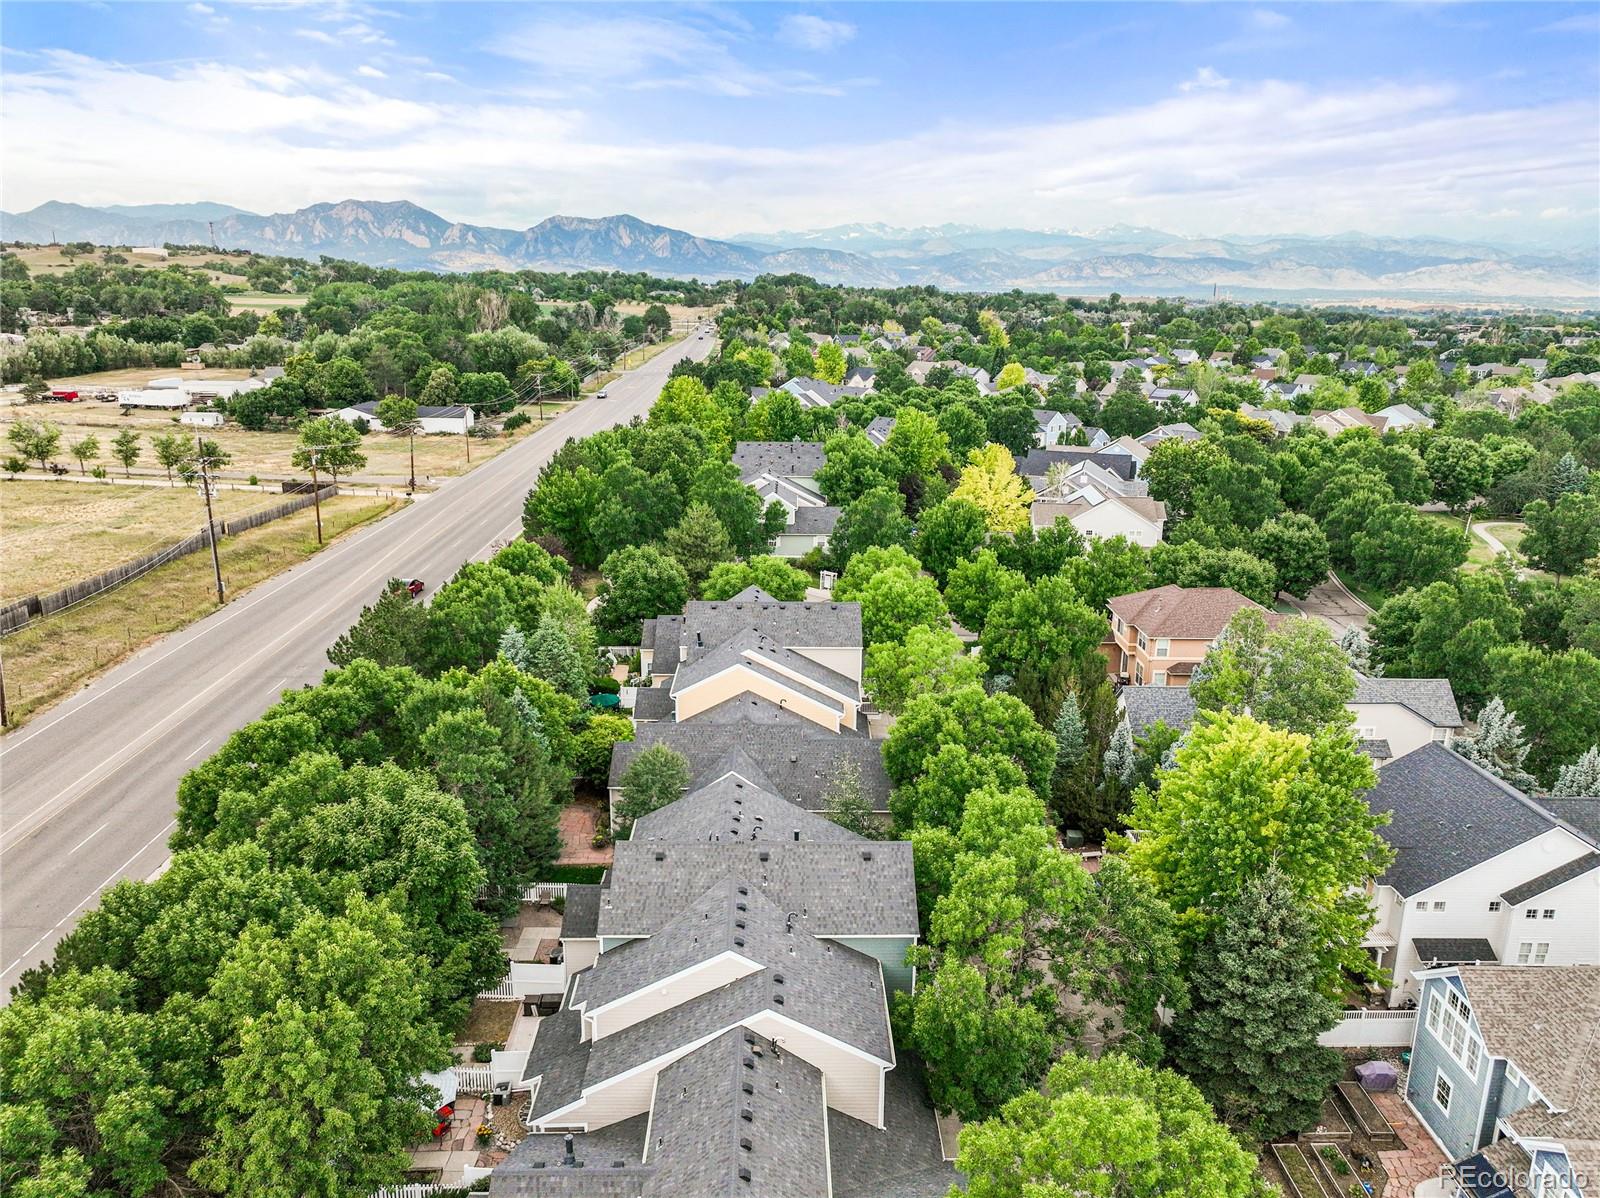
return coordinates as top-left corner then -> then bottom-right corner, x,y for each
1362,744 -> 1600,1006
1406,965 -> 1597,1198
732,441 -> 839,558
1031,494 -> 1167,548
495,772 -> 953,1195
1104,585 -> 1278,687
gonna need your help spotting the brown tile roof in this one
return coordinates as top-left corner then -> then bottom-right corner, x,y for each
1106,585 -> 1275,640
1456,965 -> 1600,1113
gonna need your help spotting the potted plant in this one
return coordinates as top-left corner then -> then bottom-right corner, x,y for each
475,1123 -> 494,1147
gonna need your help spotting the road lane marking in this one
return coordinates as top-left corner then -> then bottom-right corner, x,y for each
70,822 -> 109,854
183,740 -> 212,760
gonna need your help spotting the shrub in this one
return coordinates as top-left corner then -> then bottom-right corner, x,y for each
504,412 -> 531,431
546,864 -> 606,884
472,1042 -> 502,1063
592,676 -> 621,694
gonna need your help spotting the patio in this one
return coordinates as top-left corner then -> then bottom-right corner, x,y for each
558,797 -> 612,865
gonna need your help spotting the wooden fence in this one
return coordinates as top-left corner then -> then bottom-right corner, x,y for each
0,486 -> 337,635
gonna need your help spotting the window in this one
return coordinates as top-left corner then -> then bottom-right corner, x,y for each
1357,725 -> 1378,739
1489,901 -> 1502,912
1136,630 -> 1148,651
1434,1071 -> 1453,1113
1527,908 -> 1540,919
1115,617 -> 1124,633
1506,1062 -> 1522,1087
1543,909 -> 1556,920
1134,662 -> 1145,685
1153,671 -> 1167,686
1432,987 -> 1483,1076
1517,941 -> 1550,965
1154,637 -> 1170,658
1432,728 -> 1449,742
1416,900 -> 1429,911
1433,901 -> 1448,911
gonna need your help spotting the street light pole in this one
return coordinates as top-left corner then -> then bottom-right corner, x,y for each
195,433 -> 224,604
308,446 -> 324,545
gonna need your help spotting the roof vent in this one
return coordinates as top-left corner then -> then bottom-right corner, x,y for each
758,850 -> 770,862
741,1107 -> 754,1122
792,829 -> 800,842
736,902 -> 747,912
743,1057 -> 755,1070
738,886 -> 748,896
861,850 -> 873,861
739,1167 -> 753,1183
742,1081 -> 754,1095
734,936 -> 745,948
773,993 -> 785,1006
654,851 -> 665,862
613,1160 -> 626,1168
740,1137 -> 753,1152
774,973 -> 785,984
735,920 -> 746,930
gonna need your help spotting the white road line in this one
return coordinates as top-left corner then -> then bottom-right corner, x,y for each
2,818 -> 175,977
70,822 -> 109,854
183,740 -> 212,760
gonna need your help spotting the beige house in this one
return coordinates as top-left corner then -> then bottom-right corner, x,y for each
1105,585 -> 1277,686
1031,493 -> 1166,547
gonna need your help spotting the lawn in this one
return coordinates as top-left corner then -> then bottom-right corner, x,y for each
0,494 -> 399,727
1418,511 -> 1498,568
2,395 -> 576,485
1481,520 -> 1527,556
3,478 -> 294,601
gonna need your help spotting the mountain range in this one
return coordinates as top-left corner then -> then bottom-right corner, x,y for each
4,199 -> 1596,305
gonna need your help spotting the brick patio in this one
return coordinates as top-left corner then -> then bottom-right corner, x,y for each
1371,1089 -> 1447,1198
558,799 -> 612,865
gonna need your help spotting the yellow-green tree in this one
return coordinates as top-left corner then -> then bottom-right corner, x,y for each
994,361 -> 1027,391
952,444 -> 1034,533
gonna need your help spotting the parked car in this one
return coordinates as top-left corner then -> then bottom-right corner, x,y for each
596,389 -> 608,398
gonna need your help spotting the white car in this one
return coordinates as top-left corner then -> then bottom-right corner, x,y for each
596,389 -> 608,398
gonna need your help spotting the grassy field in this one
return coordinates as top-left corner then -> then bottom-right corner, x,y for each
0,494 -> 399,727
1480,520 -> 1527,556
10,245 -> 256,285
1,395 -> 576,483
3,479 -> 298,601
40,365 -> 256,390
1419,511 -> 1499,568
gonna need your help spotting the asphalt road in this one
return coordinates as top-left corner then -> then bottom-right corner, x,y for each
0,331 -> 715,998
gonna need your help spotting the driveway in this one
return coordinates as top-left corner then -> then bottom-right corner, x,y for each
1283,572 -> 1373,634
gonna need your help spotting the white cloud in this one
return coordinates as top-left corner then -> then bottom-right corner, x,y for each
1,50 -> 1595,253
1180,67 -> 1230,92
421,71 -> 455,83
188,3 -> 214,14
356,64 -> 386,78
778,14 -> 857,51
1249,9 -> 1291,30
295,28 -> 337,44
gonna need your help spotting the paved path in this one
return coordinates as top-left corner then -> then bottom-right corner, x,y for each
1373,1088 -> 1447,1197
1283,572 -> 1373,634
0,331 -> 714,999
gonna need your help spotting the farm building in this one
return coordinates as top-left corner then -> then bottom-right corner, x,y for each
333,400 -> 475,435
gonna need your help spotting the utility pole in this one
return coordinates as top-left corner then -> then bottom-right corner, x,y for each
195,433 -> 225,604
0,648 -> 10,728
307,447 -> 324,545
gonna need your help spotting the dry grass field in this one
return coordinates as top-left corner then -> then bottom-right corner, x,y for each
2,479 -> 296,601
1,494 -> 398,726
1,394 -> 575,483
226,291 -> 309,313
10,245 -> 256,284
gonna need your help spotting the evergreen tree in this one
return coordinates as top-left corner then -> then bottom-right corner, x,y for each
528,612 -> 590,701
1551,746 -> 1600,796
497,625 -> 534,671
1457,696 -> 1537,790
1103,719 -> 1136,790
1172,866 -> 1343,1140
327,580 -> 428,669
1051,698 -> 1087,790
1339,625 -> 1380,676
1551,452 -> 1590,499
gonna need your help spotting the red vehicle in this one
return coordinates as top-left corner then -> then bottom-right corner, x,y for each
49,389 -> 79,402
406,579 -> 425,597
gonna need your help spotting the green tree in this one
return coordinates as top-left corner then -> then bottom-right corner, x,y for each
944,548 -> 1026,632
1522,493 -> 1600,579
884,684 -> 1056,802
687,459 -> 768,556
820,757 -> 883,838
292,416 -> 367,485
1149,541 -> 1277,607
664,500 -> 735,592
595,545 -> 690,644
828,486 -> 913,570
951,444 -> 1033,533
1425,436 -> 1492,514
1060,535 -> 1153,613
110,429 -> 142,477
67,433 -> 99,474
955,1053 -> 1261,1198
855,563 -> 947,646
864,625 -> 982,714
1171,866 -> 1343,1140
149,431 -> 193,484
1190,610 -> 1355,734
7,419 -> 61,471
993,361 -> 1027,390
980,576 -> 1107,719
527,610 -> 590,700
1456,693 -> 1538,789
328,579 -> 429,669
1254,513 -> 1331,598
884,406 -> 949,481
309,355 -> 376,410
914,497 -> 989,584
816,429 -> 895,505
701,555 -> 811,601
1350,504 -> 1468,593
814,340 -> 846,384
1368,571 -> 1522,708
1552,746 -> 1600,796
1121,710 -> 1389,992
616,744 -> 690,833
572,713 -> 634,789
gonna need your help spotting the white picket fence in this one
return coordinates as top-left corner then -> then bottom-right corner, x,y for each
478,961 -> 567,1000
1318,1008 -> 1417,1048
523,882 -> 568,904
375,1185 -> 453,1198
454,1049 -> 531,1095
454,1065 -> 493,1093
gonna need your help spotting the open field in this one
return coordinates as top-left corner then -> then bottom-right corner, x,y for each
1,394 -> 577,483
39,365 -> 257,390
8,244 -> 256,285
0,494 -> 399,727
3,479 -> 295,601
226,291 -> 309,313
1419,511 -> 1499,568
1481,520 -> 1527,556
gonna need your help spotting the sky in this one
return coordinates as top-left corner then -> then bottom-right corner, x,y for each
3,1 -> 1598,250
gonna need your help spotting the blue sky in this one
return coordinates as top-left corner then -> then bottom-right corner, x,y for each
3,1 -> 1597,249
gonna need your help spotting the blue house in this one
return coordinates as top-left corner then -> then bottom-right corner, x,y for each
1406,965 -> 1598,1198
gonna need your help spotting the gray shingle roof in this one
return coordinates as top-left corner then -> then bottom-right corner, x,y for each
598,840 -> 917,939
1015,447 -> 1139,481
1367,743 -> 1572,896
609,699 -> 890,811
672,630 -> 857,709
1500,853 -> 1600,905
630,774 -> 865,845
1535,796 -> 1600,841
1352,675 -> 1463,727
864,416 -> 895,446
631,684 -> 674,721
677,597 -> 862,657
830,1054 -> 962,1198
645,1029 -> 831,1198
562,884 -> 602,939
733,441 -> 827,478
1412,937 -> 1498,965
524,1007 -> 592,1117
1121,686 -> 1197,736
492,1115 -> 653,1196
788,505 -> 841,535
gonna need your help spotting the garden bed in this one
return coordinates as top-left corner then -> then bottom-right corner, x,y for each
1271,1143 -> 1336,1198
1336,1082 -> 1399,1141
1311,1141 -> 1376,1198
1302,1097 -> 1353,1141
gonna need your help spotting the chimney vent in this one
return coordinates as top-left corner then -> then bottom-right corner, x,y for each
740,1137 -> 753,1152
742,1081 -> 754,1095
758,850 -> 770,862
563,1133 -> 576,1167
861,850 -> 873,861
654,851 -> 665,862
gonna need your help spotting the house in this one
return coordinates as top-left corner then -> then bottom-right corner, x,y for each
1360,744 -> 1600,1006
1208,350 -> 1235,367
1032,408 -> 1079,447
1015,446 -> 1141,485
1120,673 -> 1461,762
1342,359 -> 1380,377
497,771 -> 955,1195
1147,387 -> 1198,408
1404,965 -> 1598,1198
1031,493 -> 1167,547
1171,348 -> 1200,366
864,416 -> 895,447
843,365 -> 877,390
1518,358 -> 1550,378
1313,406 -> 1386,437
334,400 -> 474,435
1238,403 -> 1308,436
1375,402 -> 1434,432
1138,422 -> 1200,448
772,504 -> 840,558
1105,585 -> 1277,686
1102,435 -> 1153,469
733,441 -> 826,490
733,441 -> 833,554
780,377 -> 871,409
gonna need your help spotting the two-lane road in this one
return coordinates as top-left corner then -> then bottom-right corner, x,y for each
0,332 -> 715,996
